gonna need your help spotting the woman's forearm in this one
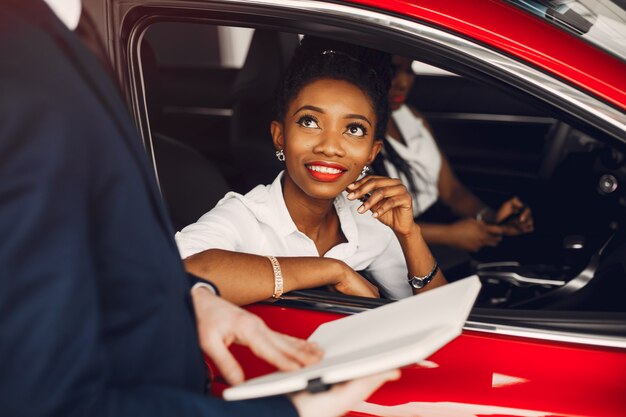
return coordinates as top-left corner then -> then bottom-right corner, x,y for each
444,184 -> 488,219
184,249 -> 346,305
394,224 -> 447,294
419,222 -> 456,246
437,156 -> 493,220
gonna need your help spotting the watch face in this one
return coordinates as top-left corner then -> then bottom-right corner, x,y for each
410,278 -> 425,289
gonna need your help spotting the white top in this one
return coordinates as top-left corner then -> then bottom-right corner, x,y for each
175,172 -> 412,299
43,0 -> 81,30
383,104 -> 442,217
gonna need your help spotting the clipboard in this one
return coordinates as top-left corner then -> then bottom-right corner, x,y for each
223,276 -> 481,400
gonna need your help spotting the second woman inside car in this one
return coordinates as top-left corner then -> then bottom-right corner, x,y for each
175,37 -> 446,305
373,55 -> 535,277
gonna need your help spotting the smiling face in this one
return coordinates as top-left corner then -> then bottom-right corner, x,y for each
271,78 -> 382,201
388,55 -> 415,111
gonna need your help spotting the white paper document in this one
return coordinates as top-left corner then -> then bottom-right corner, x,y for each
223,275 -> 482,401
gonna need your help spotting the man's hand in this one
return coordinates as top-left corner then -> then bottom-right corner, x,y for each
290,370 -> 401,417
191,286 -> 323,385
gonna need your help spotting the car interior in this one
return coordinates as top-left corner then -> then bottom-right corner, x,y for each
134,19 -> 626,319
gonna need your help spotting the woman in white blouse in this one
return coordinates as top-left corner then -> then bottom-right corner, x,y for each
375,55 -> 534,256
176,38 -> 446,305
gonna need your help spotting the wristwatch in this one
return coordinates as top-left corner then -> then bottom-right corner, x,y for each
408,261 -> 439,289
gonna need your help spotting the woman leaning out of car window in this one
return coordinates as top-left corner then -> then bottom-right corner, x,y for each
174,36 -> 446,306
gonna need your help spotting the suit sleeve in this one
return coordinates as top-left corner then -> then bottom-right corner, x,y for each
188,272 -> 221,296
0,14 -> 297,417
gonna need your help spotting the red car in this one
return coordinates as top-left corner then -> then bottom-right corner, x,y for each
94,0 -> 626,415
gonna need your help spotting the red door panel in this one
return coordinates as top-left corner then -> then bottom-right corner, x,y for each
208,303 -> 626,417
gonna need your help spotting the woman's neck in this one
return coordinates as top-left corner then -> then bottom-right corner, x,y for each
281,174 -> 346,255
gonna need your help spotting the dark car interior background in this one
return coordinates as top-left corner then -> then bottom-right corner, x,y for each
136,20 -> 626,316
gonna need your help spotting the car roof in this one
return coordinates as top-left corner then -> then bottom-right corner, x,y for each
100,0 -> 626,111
338,0 -> 626,111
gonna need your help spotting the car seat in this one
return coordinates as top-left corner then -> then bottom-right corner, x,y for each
153,133 -> 230,231
229,29 -> 299,193
141,40 -> 230,231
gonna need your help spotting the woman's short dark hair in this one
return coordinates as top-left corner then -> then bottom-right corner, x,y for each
274,36 -> 392,141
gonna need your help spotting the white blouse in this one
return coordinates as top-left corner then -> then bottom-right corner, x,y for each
383,105 -> 442,217
175,172 -> 413,299
43,0 -> 81,30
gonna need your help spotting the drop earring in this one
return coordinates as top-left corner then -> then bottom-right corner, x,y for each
275,149 -> 285,161
361,165 -> 370,176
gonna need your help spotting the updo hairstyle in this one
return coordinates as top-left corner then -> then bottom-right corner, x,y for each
274,36 -> 392,141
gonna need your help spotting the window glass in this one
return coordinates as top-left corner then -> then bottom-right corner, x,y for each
139,21 -> 626,315
411,61 -> 456,76
144,22 -> 253,68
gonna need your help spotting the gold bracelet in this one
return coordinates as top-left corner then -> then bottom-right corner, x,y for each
266,256 -> 283,298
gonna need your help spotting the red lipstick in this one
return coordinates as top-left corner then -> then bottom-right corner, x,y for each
390,94 -> 405,104
305,161 -> 347,182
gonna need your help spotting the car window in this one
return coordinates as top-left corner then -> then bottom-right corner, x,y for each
411,61 -> 456,77
141,22 -> 258,184
135,19 -> 626,320
144,22 -> 253,68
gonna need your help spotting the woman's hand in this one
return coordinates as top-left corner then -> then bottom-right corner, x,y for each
495,197 -> 534,236
331,261 -> 380,298
346,175 -> 415,236
448,218 -> 504,252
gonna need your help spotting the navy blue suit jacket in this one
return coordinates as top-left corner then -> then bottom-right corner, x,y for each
0,2 -> 296,416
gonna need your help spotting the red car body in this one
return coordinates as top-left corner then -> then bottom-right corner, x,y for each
352,0 -> 626,111
209,305 -> 626,417
98,0 -> 626,415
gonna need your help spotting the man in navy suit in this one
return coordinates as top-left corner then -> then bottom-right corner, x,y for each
0,1 -> 397,416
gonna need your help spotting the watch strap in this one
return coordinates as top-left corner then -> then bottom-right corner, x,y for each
408,260 -> 439,289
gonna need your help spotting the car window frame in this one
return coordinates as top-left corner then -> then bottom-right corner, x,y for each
112,0 -> 626,346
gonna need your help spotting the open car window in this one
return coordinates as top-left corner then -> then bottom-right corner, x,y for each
128,11 -> 626,341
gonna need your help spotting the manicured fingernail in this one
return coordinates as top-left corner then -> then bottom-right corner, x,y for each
357,206 -> 365,213
347,192 -> 355,199
347,183 -> 355,189
372,212 -> 379,218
